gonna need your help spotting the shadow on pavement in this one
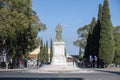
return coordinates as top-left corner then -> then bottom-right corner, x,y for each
0,78 -> 84,80
96,70 -> 120,75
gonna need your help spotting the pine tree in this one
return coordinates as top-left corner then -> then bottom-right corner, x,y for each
50,39 -> 53,62
99,0 -> 115,67
75,24 -> 90,58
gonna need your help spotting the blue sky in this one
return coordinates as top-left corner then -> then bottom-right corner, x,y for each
32,0 -> 120,55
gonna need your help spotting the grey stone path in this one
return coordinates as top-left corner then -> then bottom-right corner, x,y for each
0,65 -> 119,74
0,65 -> 94,73
26,65 -> 94,73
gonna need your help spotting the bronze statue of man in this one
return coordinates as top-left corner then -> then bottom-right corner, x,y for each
56,24 -> 62,42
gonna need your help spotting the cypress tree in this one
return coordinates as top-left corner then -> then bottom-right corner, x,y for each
113,30 -> 120,65
39,39 -> 43,63
50,39 -> 53,62
43,44 -> 46,63
46,41 -> 48,63
92,4 -> 102,58
90,17 -> 97,56
99,0 -> 115,67
84,17 -> 96,59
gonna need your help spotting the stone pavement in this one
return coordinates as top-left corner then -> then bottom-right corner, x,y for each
0,65 -> 119,73
96,67 -> 120,72
0,68 -> 29,72
0,65 -> 94,73
27,65 -> 94,73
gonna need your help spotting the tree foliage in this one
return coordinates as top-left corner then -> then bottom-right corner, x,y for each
85,17 -> 96,58
45,41 -> 48,62
39,39 -> 43,62
38,39 -> 49,63
113,28 -> 120,65
91,4 -> 102,58
99,0 -> 115,66
75,0 -> 117,67
50,39 -> 53,62
74,24 -> 90,58
0,0 -> 46,61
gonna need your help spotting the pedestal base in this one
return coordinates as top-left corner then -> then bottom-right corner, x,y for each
52,57 -> 67,65
52,41 -> 67,65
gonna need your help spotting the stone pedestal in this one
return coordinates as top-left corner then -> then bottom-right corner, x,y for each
52,41 -> 67,65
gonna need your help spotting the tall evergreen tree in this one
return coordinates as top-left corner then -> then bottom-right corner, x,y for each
39,39 -> 43,62
92,4 -> 102,57
99,0 -> 115,67
50,39 -> 53,62
84,17 -> 96,59
113,29 -> 120,65
43,44 -> 46,63
45,41 -> 48,62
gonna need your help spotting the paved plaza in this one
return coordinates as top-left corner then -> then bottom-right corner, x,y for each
27,65 -> 94,73
0,65 -> 94,73
0,65 -> 120,80
0,68 -> 120,80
